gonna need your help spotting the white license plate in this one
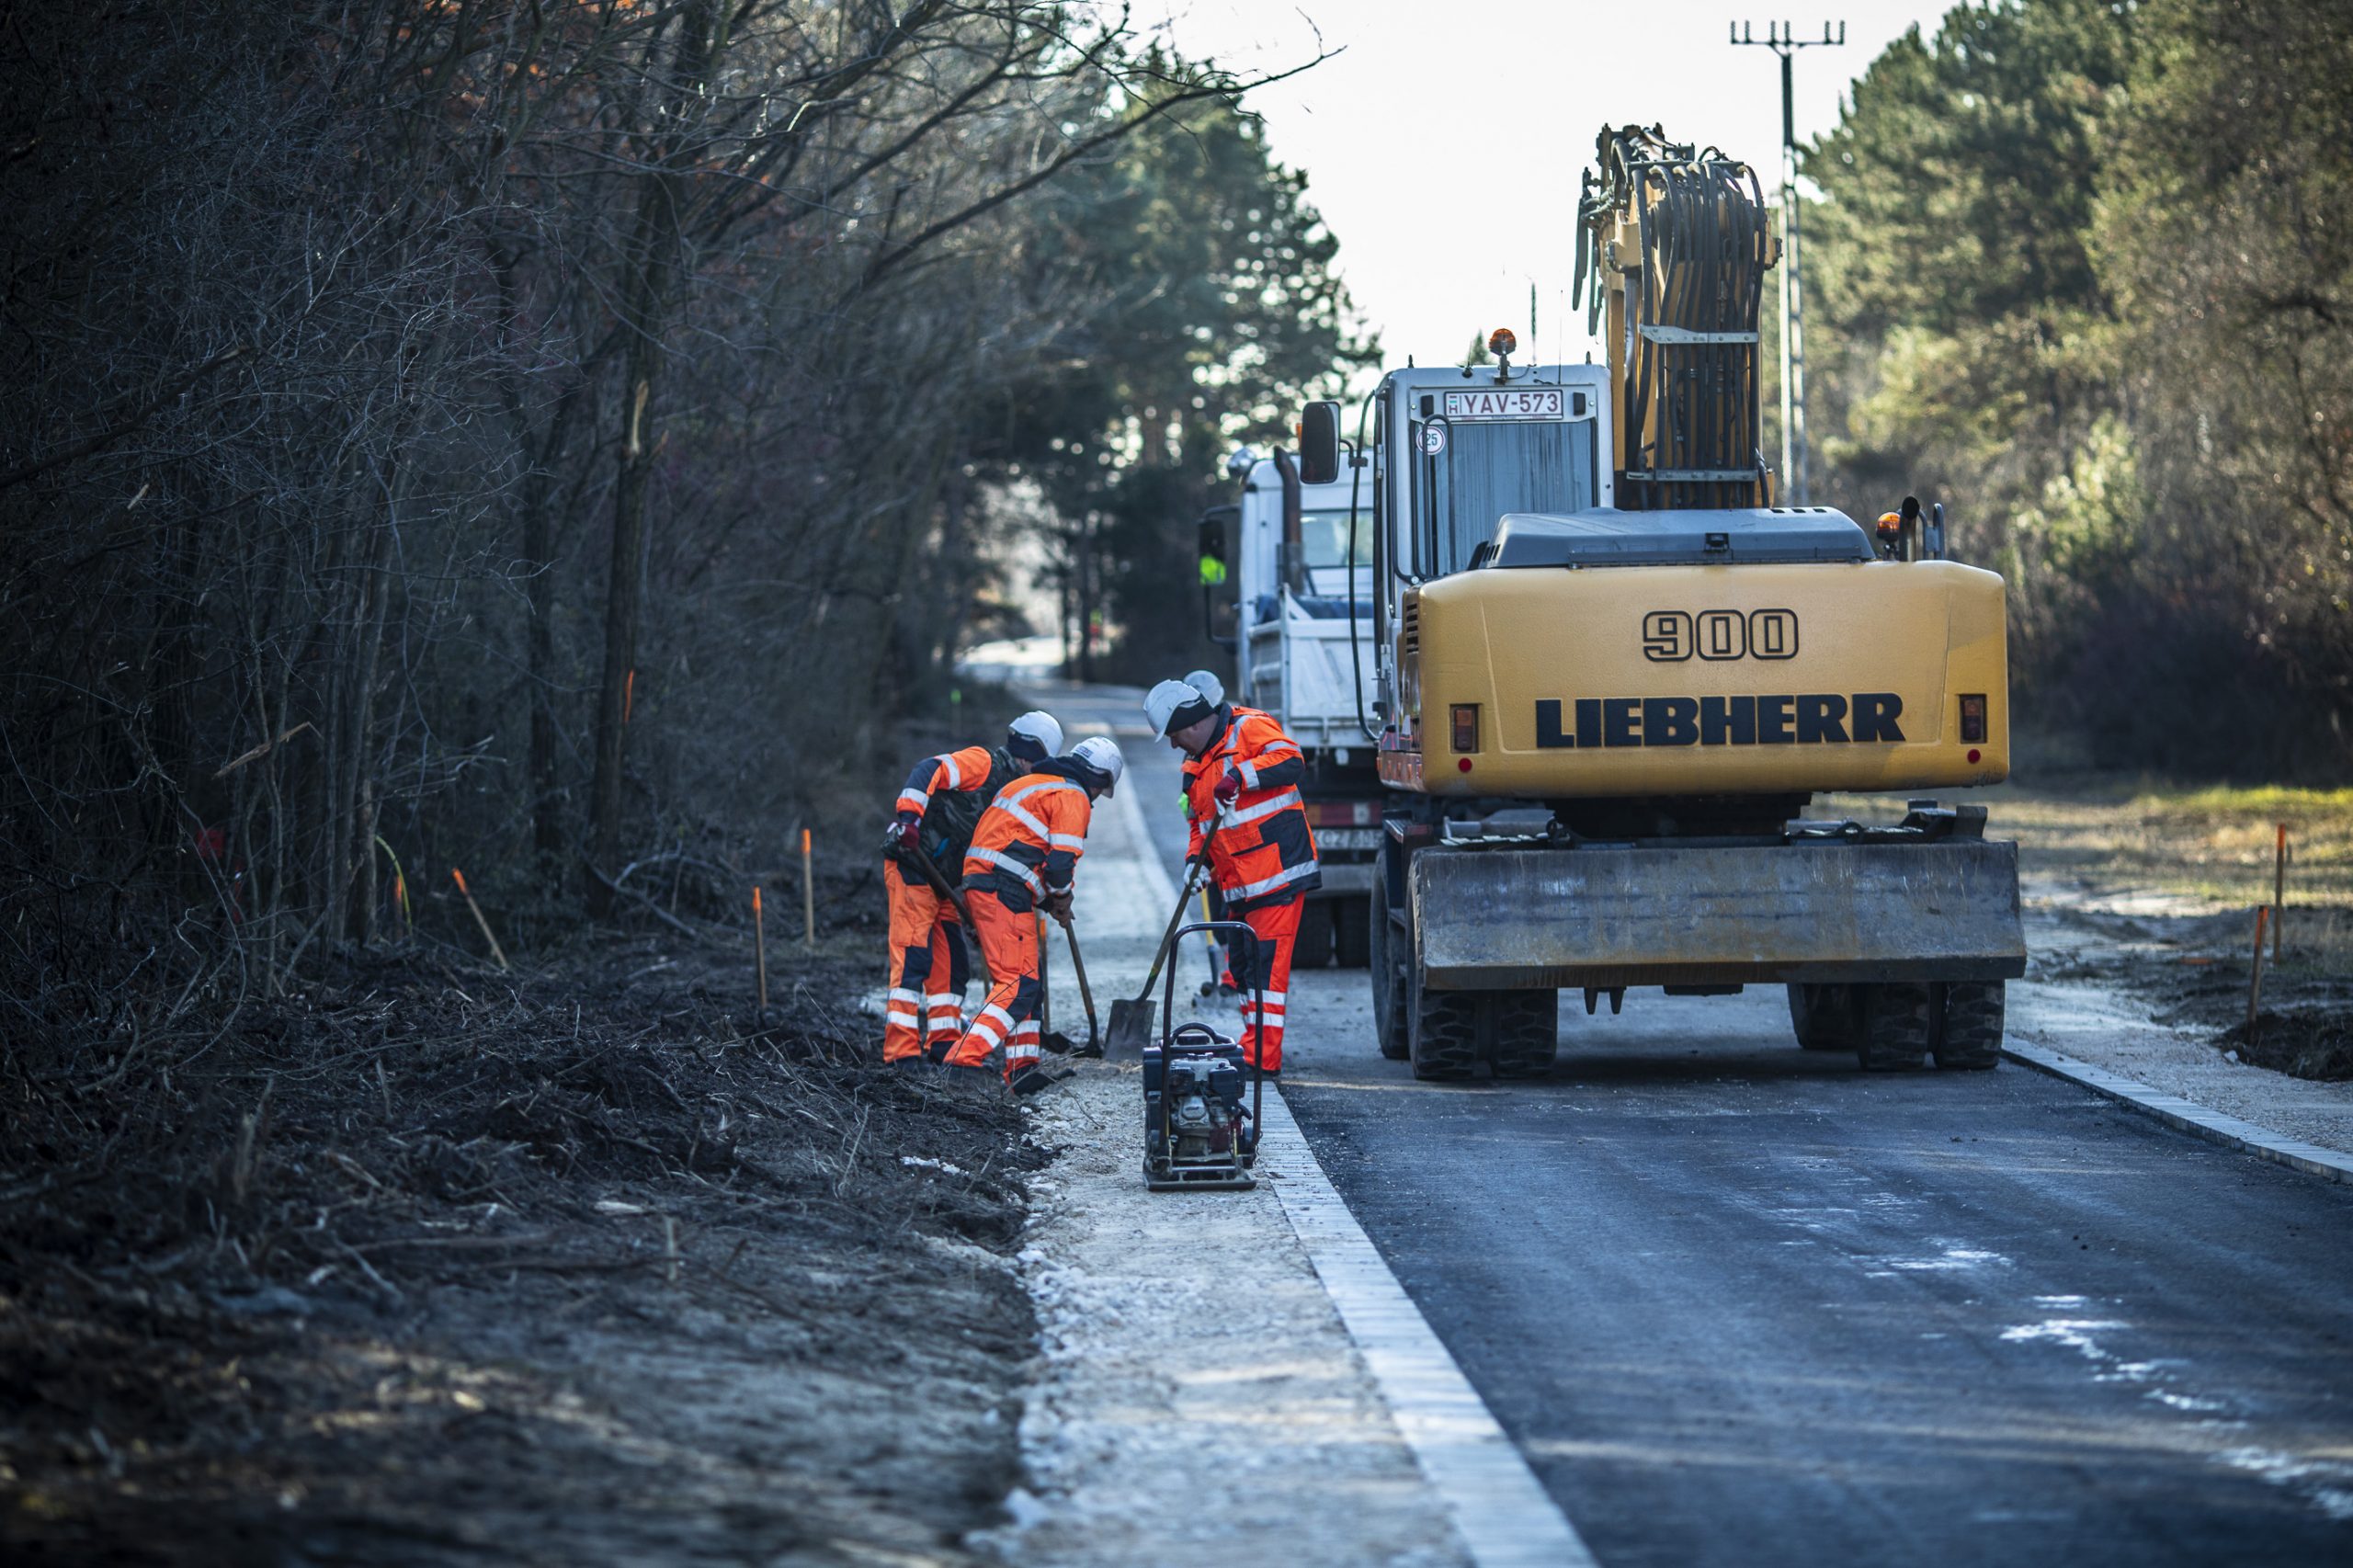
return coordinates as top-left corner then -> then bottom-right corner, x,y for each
1314,828 -> 1381,851
1442,387 -> 1566,422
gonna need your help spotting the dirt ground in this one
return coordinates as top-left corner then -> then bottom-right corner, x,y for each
1,927 -> 1043,1565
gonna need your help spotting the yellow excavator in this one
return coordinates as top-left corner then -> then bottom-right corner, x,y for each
1290,125 -> 2024,1080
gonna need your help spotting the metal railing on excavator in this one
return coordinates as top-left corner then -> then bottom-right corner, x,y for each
1573,125 -> 1775,510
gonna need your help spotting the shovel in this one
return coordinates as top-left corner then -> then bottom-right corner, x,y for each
1105,804 -> 1225,1059
1058,913 -> 1102,1057
1038,910 -> 1085,1056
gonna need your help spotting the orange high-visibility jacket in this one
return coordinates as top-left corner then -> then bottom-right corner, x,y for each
1183,708 -> 1319,912
895,743 -> 1023,869
961,764 -> 1095,913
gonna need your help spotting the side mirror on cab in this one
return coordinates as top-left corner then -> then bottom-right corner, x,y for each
1298,400 -> 1342,485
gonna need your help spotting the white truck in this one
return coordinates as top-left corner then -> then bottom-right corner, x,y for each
1195,448 -> 1383,967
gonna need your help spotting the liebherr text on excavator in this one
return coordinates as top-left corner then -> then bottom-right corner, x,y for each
1288,125 -> 2025,1080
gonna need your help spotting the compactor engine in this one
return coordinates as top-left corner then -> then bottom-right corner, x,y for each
1299,126 -> 2025,1080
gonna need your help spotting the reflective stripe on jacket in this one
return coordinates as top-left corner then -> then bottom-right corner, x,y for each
896,743 -> 1019,869
1183,707 -> 1319,912
961,767 -> 1095,913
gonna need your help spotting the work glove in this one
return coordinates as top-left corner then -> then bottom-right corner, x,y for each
1041,888 -> 1074,923
882,812 -> 919,855
1213,770 -> 1241,808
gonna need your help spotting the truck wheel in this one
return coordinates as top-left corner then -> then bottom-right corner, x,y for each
1488,991 -> 1559,1078
1787,983 -> 1860,1051
1932,982 -> 2006,1071
1856,983 -> 1932,1072
1296,899 -> 1335,971
1370,873 -> 1410,1060
1334,897 -> 1372,969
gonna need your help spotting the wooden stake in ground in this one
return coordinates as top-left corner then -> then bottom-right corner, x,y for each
2246,904 -> 2269,1042
752,884 -> 769,1023
2274,822 -> 2288,965
449,868 -> 510,971
801,827 -> 815,950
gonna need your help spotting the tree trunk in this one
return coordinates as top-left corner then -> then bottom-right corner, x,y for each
587,177 -> 687,915
524,382 -> 586,869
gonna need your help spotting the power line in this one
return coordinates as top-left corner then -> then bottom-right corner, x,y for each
1732,19 -> 1845,506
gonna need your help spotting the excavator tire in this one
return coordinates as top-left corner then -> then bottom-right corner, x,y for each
1932,981 -> 2006,1071
1408,978 -> 1481,1080
1856,983 -> 1933,1072
1487,990 -> 1560,1078
1787,983 -> 1861,1051
1334,898 -> 1372,969
1370,874 -> 1410,1060
1295,899 -> 1335,970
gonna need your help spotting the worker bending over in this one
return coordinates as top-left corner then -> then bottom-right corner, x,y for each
945,736 -> 1125,1095
881,710 -> 1062,1067
1144,679 -> 1319,1074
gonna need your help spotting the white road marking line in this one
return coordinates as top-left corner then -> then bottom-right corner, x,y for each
1256,1088 -> 1599,1568
2005,1040 -> 2353,1185
1116,778 -> 1597,1563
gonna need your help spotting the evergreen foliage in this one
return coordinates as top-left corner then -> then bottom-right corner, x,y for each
1805,0 -> 2353,776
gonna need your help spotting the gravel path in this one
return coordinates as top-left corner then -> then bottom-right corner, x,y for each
977,764 -> 1468,1567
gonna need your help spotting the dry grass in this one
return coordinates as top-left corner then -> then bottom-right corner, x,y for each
1822,739 -> 2353,973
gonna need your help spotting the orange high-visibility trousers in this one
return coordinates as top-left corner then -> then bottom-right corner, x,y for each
940,888 -> 1041,1084
884,858 -> 970,1063
1232,895 -> 1301,1073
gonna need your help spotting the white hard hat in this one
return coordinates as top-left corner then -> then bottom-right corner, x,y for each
1070,736 -> 1124,796
1184,669 -> 1225,708
1007,710 -> 1063,759
1145,678 -> 1214,738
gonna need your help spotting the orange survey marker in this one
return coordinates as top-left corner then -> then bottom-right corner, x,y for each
450,868 -> 510,971
801,828 -> 815,949
753,884 -> 769,1020
2274,823 -> 2289,965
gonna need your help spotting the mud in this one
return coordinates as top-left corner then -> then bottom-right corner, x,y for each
2028,888 -> 2353,1077
1,940 -> 1041,1565
2221,1009 -> 2353,1081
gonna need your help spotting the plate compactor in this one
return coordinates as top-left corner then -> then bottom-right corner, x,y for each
1142,921 -> 1266,1191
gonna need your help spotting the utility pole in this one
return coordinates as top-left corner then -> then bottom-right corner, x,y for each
1733,19 -> 1843,506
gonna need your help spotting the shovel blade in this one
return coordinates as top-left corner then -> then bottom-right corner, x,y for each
1104,997 -> 1155,1061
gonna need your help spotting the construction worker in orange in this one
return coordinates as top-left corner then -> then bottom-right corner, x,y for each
943,736 -> 1124,1096
881,710 -> 1063,1068
1145,678 -> 1319,1074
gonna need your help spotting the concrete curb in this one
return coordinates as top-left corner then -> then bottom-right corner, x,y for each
2003,1040 -> 2353,1185
1256,1087 -> 1598,1568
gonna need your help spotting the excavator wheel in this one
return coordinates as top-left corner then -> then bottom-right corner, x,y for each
1787,983 -> 1863,1051
1856,983 -> 1933,1072
1296,898 -> 1336,971
1931,981 -> 2006,1070
1487,990 -> 1560,1079
1407,975 -> 1480,1081
1333,898 -> 1372,969
1370,873 -> 1410,1060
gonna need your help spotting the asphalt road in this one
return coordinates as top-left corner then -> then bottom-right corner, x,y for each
1043,683 -> 2353,1566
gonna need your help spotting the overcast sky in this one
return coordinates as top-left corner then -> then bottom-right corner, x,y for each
1134,0 -> 1961,372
